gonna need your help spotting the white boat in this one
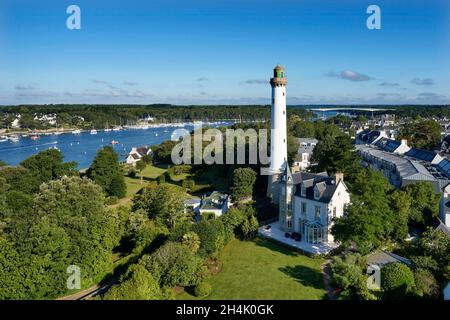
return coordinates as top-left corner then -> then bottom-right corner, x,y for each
112,126 -> 122,131
9,135 -> 20,142
90,129 -> 98,135
104,128 -> 112,132
54,131 -> 63,135
155,133 -> 158,137
0,136 -> 8,142
72,129 -> 81,134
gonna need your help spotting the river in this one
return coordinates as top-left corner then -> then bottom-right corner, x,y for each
0,122 -> 232,169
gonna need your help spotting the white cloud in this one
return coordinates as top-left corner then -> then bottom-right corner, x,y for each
326,70 -> 373,82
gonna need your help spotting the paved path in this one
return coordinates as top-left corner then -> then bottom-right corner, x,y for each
57,280 -> 118,300
321,259 -> 338,300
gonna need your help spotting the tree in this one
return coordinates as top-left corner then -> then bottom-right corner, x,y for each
332,169 -> 396,254
20,149 -> 77,188
230,167 -> 257,202
330,253 -> 374,300
142,242 -> 206,288
382,263 -> 415,299
399,120 -> 441,150
312,134 -> 360,180
103,264 -> 162,300
0,166 -> 37,194
403,182 -> 440,227
194,281 -> 212,297
33,176 -> 122,285
88,146 -> 126,198
182,179 -> 195,191
153,140 -> 178,164
417,228 -> 450,276
182,232 -> 201,254
132,183 -> 186,229
389,190 -> 411,241
287,135 -> 299,164
135,160 -> 147,185
192,219 -> 227,258
241,214 -> 259,240
288,117 -> 315,138
110,174 -> 127,198
413,268 -> 439,299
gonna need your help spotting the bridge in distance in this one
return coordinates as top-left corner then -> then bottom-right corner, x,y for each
308,107 -> 394,112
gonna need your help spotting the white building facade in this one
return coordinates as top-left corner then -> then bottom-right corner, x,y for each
279,168 -> 350,244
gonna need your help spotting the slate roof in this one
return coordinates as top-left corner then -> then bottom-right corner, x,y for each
375,137 -> 401,153
366,250 -> 411,267
298,138 -> 318,146
433,219 -> 450,237
405,148 -> 440,163
292,172 -> 340,203
136,147 -> 151,157
356,145 -> 437,182
357,129 -> 382,144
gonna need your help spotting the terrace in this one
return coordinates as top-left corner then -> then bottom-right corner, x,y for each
258,221 -> 338,255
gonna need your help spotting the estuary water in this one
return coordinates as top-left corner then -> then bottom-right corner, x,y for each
0,122 -> 230,169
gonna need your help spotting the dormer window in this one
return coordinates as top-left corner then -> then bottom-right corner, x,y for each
314,188 -> 320,200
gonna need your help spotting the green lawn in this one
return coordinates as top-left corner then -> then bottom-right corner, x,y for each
177,238 -> 328,300
139,164 -> 168,178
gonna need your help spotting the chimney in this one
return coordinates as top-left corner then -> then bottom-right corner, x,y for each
334,172 -> 344,184
401,139 -> 408,147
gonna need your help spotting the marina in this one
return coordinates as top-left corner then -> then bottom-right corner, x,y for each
0,122 -> 232,169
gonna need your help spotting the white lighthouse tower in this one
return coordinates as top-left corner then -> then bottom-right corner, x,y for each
267,65 -> 288,203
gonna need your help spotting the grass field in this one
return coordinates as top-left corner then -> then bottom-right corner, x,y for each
177,238 -> 328,300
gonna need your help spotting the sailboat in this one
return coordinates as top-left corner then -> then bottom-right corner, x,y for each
72,129 -> 81,134
104,121 -> 112,132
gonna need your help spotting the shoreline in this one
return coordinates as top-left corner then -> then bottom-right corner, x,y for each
0,120 -> 239,137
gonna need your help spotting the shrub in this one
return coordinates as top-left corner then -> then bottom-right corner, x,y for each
105,196 -> 119,205
230,167 -> 256,202
194,281 -> 212,298
168,164 -> 192,175
382,263 -> 415,298
143,242 -> 206,287
182,179 -> 195,190
182,232 -> 201,254
128,168 -> 137,178
192,219 -> 226,258
202,212 -> 216,221
110,174 -> 127,199
103,264 -> 162,300
413,268 -> 439,299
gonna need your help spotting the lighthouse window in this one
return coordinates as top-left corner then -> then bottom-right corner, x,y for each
283,139 -> 286,143
283,92 -> 285,96
283,111 -> 285,115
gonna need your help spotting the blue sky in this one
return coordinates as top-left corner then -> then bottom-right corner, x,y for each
1,0 -> 449,105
